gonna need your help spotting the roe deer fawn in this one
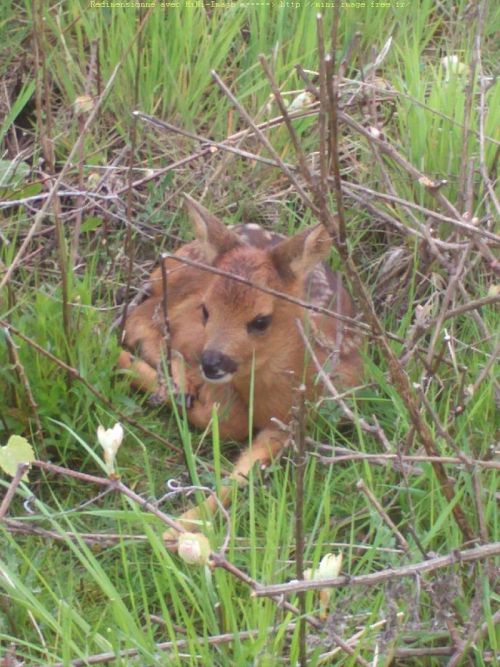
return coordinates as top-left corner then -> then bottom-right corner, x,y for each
118,195 -> 363,539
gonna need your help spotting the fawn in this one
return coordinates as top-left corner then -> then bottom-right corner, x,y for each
118,195 -> 363,538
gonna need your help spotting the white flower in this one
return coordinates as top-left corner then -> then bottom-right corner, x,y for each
441,55 -> 469,82
302,552 -> 343,620
288,91 -> 315,112
367,126 -> 382,139
317,552 -> 343,580
301,552 -> 342,582
177,532 -> 211,566
74,94 -> 94,114
97,423 -> 124,475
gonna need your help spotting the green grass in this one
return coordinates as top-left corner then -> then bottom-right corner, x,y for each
1,0 -> 499,664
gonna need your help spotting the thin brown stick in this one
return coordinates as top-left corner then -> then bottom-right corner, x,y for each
3,327 -> 43,443
0,464 -> 29,519
470,340 -> 500,396
393,646 -> 454,658
325,57 -> 346,246
416,388 -> 471,462
447,608 -> 500,667
161,252 -> 367,333
133,110 -> 292,171
116,147 -> 214,194
316,14 -> 328,192
72,107 -> 88,266
47,628 -> 273,667
471,470 -> 489,544
337,109 -> 500,260
32,1 -> 71,344
438,294 -> 500,322
259,55 -> 315,195
3,520 -> 147,545
312,450 -> 500,471
160,257 -> 173,380
71,40 -> 99,265
317,614 -> 401,664
356,479 -> 411,553
119,12 -> 146,341
341,179 -> 499,242
297,320 -> 393,452
426,246 -> 472,367
133,109 -> 500,245
253,542 -> 500,597
293,384 -> 307,667
457,2 -> 483,213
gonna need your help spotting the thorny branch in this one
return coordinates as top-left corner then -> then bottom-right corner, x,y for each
252,543 -> 500,597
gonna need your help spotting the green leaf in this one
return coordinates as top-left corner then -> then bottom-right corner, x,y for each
0,435 -> 35,480
5,182 -> 43,201
81,216 -> 104,232
0,79 -> 35,149
0,159 -> 30,188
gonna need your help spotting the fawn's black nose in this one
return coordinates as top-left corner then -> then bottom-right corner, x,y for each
201,349 -> 238,382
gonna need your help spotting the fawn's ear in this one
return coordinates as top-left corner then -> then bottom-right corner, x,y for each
184,194 -> 241,263
270,224 -> 332,279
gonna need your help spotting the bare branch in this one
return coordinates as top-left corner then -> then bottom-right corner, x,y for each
253,543 -> 500,597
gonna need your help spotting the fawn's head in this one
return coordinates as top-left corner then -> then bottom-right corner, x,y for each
185,196 -> 332,384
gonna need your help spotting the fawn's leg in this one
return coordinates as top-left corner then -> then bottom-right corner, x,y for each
118,349 -> 197,404
118,350 -> 159,393
163,427 -> 288,540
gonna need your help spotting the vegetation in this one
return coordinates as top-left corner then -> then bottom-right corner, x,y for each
0,0 -> 498,665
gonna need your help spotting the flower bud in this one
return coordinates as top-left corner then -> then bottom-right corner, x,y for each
97,423 -> 124,476
177,532 -> 211,566
74,95 -> 95,115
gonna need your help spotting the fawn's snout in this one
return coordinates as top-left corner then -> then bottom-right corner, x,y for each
201,349 -> 238,383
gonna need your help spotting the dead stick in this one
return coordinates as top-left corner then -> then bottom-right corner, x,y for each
161,252 -> 366,332
3,326 -> 44,443
160,256 -> 173,379
356,479 -> 411,553
0,464 -> 29,519
253,542 -> 500,597
313,451 -> 500,471
47,628 -> 274,667
293,384 -> 307,667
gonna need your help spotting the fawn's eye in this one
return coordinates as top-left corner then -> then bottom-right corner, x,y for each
247,314 -> 272,334
201,304 -> 209,325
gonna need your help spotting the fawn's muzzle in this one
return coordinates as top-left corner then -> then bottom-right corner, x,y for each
201,349 -> 238,382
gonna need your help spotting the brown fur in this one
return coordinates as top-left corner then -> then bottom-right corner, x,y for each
118,196 -> 363,538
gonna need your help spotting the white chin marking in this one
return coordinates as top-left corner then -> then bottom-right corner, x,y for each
201,371 -> 234,385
